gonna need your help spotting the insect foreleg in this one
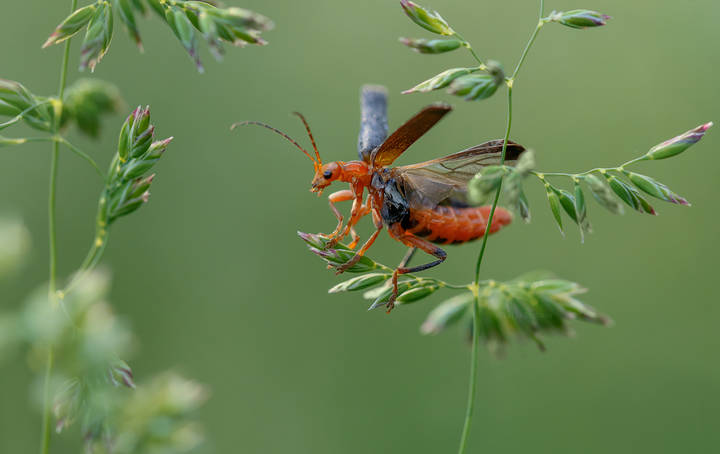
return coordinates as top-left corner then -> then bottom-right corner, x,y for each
321,189 -> 355,240
386,224 -> 447,312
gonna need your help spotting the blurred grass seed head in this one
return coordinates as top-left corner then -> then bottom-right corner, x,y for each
43,0 -> 274,72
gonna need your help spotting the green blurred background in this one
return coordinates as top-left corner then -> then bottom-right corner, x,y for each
1,0 -> 718,452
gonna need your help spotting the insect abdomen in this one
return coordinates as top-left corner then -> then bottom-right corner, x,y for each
401,205 -> 512,244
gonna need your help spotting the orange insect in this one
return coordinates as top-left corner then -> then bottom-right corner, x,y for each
237,102 -> 525,310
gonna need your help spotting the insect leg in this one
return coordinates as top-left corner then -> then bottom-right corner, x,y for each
333,208 -> 383,274
320,189 -> 355,240
347,227 -> 361,249
398,247 -> 417,268
327,193 -> 370,247
386,224 -> 447,312
346,195 -> 373,249
366,247 -> 417,294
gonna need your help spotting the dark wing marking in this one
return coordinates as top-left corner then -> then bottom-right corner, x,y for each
394,140 -> 526,209
370,103 -> 452,168
357,85 -> 389,163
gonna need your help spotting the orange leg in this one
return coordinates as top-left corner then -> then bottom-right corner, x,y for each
386,223 -> 447,312
345,196 -> 372,249
321,189 -> 355,240
333,208 -> 383,274
328,193 -> 371,248
347,227 -> 361,249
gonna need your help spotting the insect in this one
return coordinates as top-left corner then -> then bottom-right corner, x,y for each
235,102 -> 525,311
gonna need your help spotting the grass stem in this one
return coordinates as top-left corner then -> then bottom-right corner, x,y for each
457,86 -> 513,454
458,3 -> 544,453
41,2 -> 77,453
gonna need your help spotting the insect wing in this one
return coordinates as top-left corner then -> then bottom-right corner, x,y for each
370,103 -> 452,168
395,140 -> 526,208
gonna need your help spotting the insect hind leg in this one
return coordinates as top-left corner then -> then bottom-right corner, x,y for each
398,247 -> 417,268
386,224 -> 447,312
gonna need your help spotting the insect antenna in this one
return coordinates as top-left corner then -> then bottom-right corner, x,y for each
231,120 -> 318,167
292,112 -> 322,166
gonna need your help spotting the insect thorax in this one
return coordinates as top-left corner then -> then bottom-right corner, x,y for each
372,170 -> 409,226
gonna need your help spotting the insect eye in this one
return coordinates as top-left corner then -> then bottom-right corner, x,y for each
323,170 -> 332,179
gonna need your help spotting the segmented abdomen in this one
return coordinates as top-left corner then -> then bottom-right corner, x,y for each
401,205 -> 512,244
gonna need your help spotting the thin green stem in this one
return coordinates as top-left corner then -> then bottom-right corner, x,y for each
473,86 -> 514,283
440,282 -> 471,290
42,135 -> 61,454
374,262 -> 467,290
533,170 -> 573,178
62,229 -> 108,295
457,85 -> 513,454
40,348 -> 54,454
57,137 -> 104,177
511,0 -> 546,80
1,136 -> 103,177
0,135 -> 105,179
0,99 -> 54,131
453,31 -> 485,67
458,3 -> 547,451
48,145 -> 61,293
619,155 -> 649,168
533,152 -> 649,180
0,136 -> 52,145
41,1 -> 77,453
62,152 -> 114,294
25,137 -> 56,144
457,284 -> 481,454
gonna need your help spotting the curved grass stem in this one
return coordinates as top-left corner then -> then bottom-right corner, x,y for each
457,85 -> 513,454
57,137 -> 104,177
511,17 -> 546,79
0,100 -> 54,131
62,228 -> 108,295
1,135 -> 103,177
533,151 -> 650,181
374,261 -> 467,290
453,31 -> 485,67
473,86 -> 514,285
458,2 -> 545,453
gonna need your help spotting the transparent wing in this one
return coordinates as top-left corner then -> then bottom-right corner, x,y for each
394,140 -> 526,209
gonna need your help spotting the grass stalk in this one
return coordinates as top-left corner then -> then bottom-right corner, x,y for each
457,2 -> 544,452
41,2 -> 77,453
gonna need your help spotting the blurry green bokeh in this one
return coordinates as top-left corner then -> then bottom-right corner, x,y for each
1,1 -> 718,453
